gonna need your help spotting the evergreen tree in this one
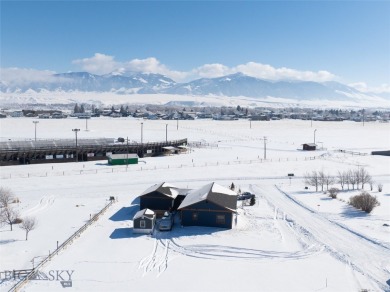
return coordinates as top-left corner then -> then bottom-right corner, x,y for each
74,103 -> 80,113
80,104 -> 85,113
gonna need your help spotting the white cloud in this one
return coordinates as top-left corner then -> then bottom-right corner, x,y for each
72,53 -> 118,75
193,63 -> 231,78
123,57 -> 188,81
4,55 -> 373,91
71,53 -> 337,83
189,61 -> 336,82
0,67 -> 60,86
349,82 -> 390,94
72,54 -> 188,80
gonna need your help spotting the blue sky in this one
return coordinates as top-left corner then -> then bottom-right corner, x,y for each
1,1 -> 389,92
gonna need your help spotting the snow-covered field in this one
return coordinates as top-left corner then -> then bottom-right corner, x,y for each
1,91 -> 389,109
0,117 -> 389,291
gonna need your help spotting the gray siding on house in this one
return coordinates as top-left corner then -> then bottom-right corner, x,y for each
139,191 -> 174,212
133,217 -> 154,230
180,201 -> 234,229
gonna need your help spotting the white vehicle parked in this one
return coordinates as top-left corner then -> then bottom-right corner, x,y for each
159,212 -> 174,231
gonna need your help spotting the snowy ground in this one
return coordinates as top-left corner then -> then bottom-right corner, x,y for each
0,118 -> 389,291
1,91 -> 389,109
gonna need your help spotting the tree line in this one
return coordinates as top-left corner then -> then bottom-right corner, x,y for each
0,187 -> 37,240
304,168 -> 382,192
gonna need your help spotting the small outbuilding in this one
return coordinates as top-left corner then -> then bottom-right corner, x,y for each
108,153 -> 139,165
133,208 -> 156,234
162,146 -> 180,155
178,182 -> 237,229
302,143 -> 317,151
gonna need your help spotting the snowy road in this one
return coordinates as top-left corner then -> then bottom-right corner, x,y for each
252,184 -> 390,291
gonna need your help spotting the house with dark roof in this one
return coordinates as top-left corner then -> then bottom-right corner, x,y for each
178,182 -> 237,229
138,182 -> 180,217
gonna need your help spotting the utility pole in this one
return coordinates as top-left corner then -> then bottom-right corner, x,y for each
362,109 -> 365,127
33,121 -> 39,141
314,129 -> 317,144
126,136 -> 129,168
264,136 -> 267,160
72,129 -> 80,162
165,124 -> 168,142
141,122 -> 143,144
250,119 -> 252,129
85,118 -> 88,131
177,119 -> 179,130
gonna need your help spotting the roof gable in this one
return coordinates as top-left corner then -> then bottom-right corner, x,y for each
178,182 -> 237,210
133,208 -> 155,220
139,182 -> 179,199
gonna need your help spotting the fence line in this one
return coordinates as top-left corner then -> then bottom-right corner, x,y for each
8,199 -> 115,292
1,155 -> 324,180
335,149 -> 369,156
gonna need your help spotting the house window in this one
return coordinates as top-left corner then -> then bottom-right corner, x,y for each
140,220 -> 146,228
216,214 -> 225,225
192,212 -> 198,221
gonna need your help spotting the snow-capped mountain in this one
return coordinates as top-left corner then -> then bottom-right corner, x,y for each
1,72 -> 176,94
162,73 -> 375,100
1,71 -> 388,101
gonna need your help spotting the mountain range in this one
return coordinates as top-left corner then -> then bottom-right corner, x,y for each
1,71 -> 387,101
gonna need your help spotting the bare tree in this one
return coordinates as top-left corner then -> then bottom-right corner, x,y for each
337,171 -> 347,190
318,170 -> 326,192
353,169 -> 361,189
0,187 -> 15,208
348,170 -> 357,190
304,171 -> 320,192
345,170 -> 351,190
358,168 -> 372,190
369,179 -> 374,191
1,207 -> 20,231
19,217 -> 37,240
324,173 -> 335,191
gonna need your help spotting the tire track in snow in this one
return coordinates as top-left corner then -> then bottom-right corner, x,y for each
164,238 -> 321,262
22,195 -> 55,217
251,184 -> 390,291
138,238 -> 169,277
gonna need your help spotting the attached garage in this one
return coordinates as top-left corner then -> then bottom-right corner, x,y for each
138,182 -> 180,217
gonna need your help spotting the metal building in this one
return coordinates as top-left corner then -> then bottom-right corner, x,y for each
107,154 -> 139,165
